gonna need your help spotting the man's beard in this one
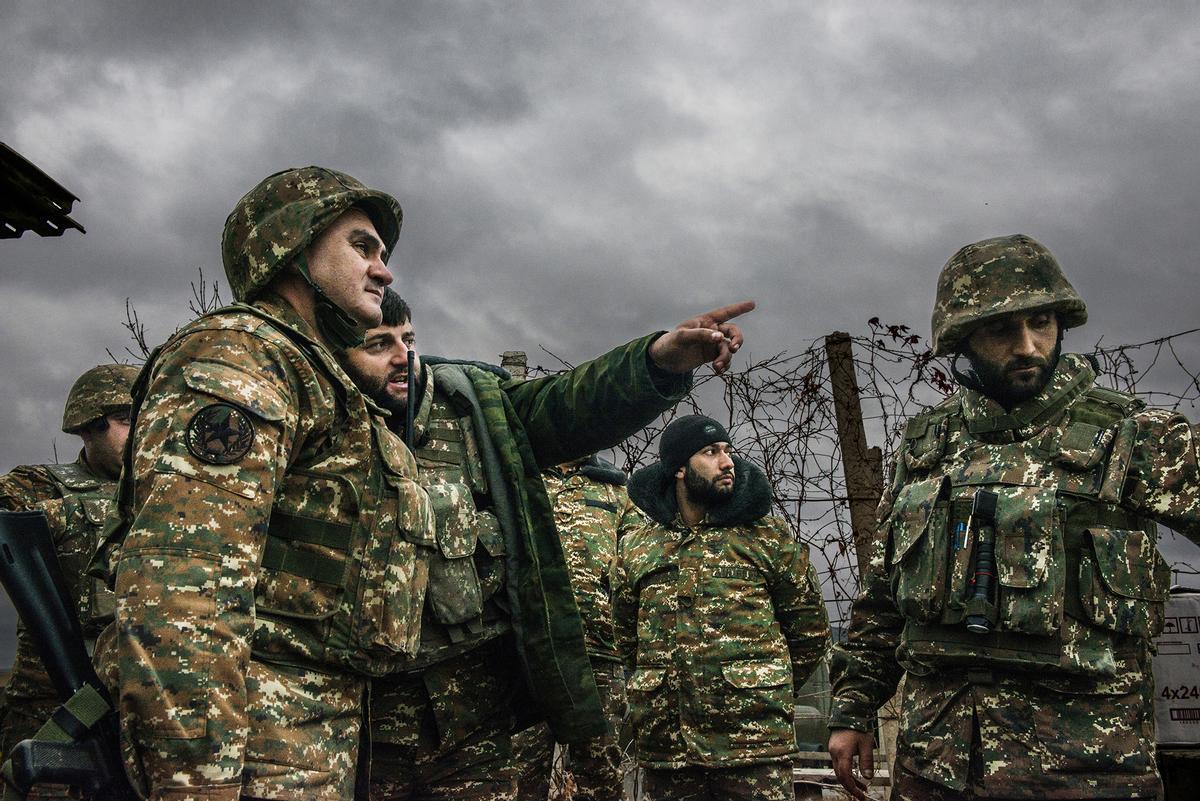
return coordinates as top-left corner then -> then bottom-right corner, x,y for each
342,361 -> 408,415
966,340 -> 1061,409
683,464 -> 734,507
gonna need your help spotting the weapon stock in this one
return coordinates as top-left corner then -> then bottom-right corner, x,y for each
0,510 -> 136,799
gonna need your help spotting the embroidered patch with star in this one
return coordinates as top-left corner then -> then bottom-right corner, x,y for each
185,403 -> 255,464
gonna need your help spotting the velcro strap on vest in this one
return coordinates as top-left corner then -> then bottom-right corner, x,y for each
584,499 -> 617,513
262,510 -> 352,585
415,448 -> 463,466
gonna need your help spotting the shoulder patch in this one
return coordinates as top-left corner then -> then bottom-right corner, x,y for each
185,403 -> 256,464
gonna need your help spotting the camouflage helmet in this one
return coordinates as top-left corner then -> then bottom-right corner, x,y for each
931,234 -> 1087,356
221,166 -> 403,302
62,363 -> 140,434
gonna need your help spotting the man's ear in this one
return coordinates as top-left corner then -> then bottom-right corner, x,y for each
674,465 -> 686,480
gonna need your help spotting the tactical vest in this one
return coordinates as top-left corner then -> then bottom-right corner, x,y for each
886,370 -> 1170,678
42,462 -> 116,636
399,365 -> 511,671
102,303 -> 436,677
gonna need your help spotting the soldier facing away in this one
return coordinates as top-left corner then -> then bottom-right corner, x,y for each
512,454 -> 636,801
827,234 -> 1200,800
0,362 -> 137,780
339,288 -> 752,801
613,414 -> 830,801
95,162 -> 754,801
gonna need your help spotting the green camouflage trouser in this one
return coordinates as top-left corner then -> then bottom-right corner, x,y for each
511,661 -> 626,801
639,763 -> 793,801
369,640 -> 518,801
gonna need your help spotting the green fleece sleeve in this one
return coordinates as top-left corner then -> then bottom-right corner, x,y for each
504,333 -> 692,469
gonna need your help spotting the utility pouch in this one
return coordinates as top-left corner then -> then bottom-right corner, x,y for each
424,481 -> 485,625
474,509 -> 506,602
1078,526 -> 1170,638
887,476 -> 950,623
902,416 -> 949,473
257,475 -> 354,621
941,499 -> 976,625
992,485 -> 1065,637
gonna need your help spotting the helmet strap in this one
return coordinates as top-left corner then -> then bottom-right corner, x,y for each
293,252 -> 365,350
950,351 -> 985,392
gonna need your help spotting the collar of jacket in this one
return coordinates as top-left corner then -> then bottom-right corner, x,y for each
628,455 -> 773,527
562,455 -> 627,486
959,352 -> 1094,442
251,292 -> 324,347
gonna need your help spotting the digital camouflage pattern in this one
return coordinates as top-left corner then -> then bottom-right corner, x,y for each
369,345 -> 692,798
369,365 -> 516,798
100,295 -> 435,801
542,459 -> 636,661
640,763 -> 796,801
512,460 -> 634,801
60,363 -> 139,433
512,661 -> 626,801
369,639 -> 519,801
614,458 -> 829,770
0,463 -> 65,512
221,166 -> 402,301
0,455 -> 117,801
931,234 -> 1087,356
830,352 -> 1200,798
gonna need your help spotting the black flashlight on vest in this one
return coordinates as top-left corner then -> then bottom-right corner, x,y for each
965,489 -> 999,634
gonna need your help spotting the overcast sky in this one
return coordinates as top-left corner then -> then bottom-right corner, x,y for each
3,2 -> 1200,654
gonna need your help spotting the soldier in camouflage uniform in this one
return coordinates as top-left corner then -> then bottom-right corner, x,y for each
828,234 -> 1200,801
338,286 -> 755,801
0,363 -> 136,795
613,414 -> 830,801
341,290 -> 523,800
93,166 -> 440,801
511,455 -> 636,801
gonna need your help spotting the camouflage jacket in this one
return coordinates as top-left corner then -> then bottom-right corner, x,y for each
830,353 -> 1200,797
543,457 -> 636,663
0,454 -> 115,753
99,296 -> 435,794
614,456 -> 830,768
374,339 -> 692,748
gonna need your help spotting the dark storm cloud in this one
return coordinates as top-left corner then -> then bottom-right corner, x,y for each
2,0 -> 1199,526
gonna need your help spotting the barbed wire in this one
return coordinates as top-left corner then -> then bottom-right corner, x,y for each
531,323 -> 1200,629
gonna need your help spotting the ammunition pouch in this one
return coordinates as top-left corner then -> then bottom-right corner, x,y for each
253,417 -> 436,675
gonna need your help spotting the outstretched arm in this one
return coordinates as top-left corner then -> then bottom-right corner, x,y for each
648,300 -> 755,375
